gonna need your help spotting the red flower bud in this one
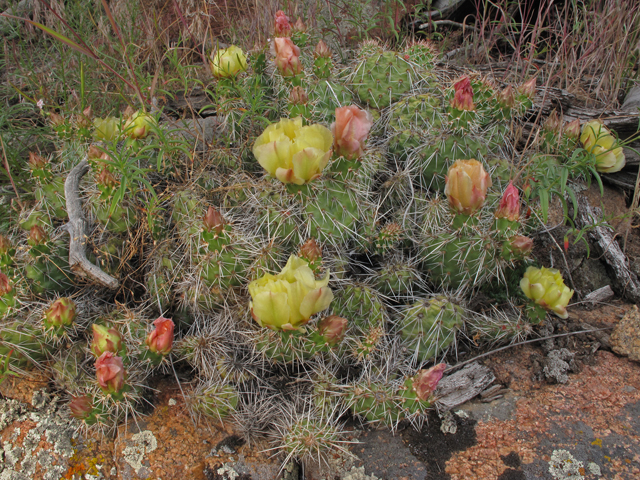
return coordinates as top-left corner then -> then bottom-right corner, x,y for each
95,351 -> 126,395
299,238 -> 322,263
451,76 -> 474,111
203,206 -> 225,234
564,236 -> 569,252
274,10 -> 291,37
44,297 -> 77,329
0,272 -> 12,296
412,363 -> 447,401
317,315 -> 348,345
495,182 -> 520,222
91,324 -> 123,357
69,395 -> 93,420
145,316 -> 175,355
29,225 -> 47,246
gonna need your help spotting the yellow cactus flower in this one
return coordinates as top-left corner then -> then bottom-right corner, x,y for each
123,110 -> 156,139
580,120 -> 625,173
210,45 -> 247,78
252,117 -> 333,185
520,266 -> 574,319
249,255 -> 333,331
93,116 -> 120,141
444,159 -> 492,215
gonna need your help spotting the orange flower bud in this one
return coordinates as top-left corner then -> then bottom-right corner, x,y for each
317,315 -> 348,345
29,225 -> 47,246
272,37 -> 302,77
203,206 -> 225,234
95,352 -> 126,395
331,105 -> 373,160
145,316 -> 175,355
299,238 -> 322,263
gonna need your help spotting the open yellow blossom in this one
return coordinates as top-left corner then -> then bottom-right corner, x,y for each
249,255 -> 333,330
520,266 -> 574,319
580,120 -> 625,173
252,117 -> 333,185
210,45 -> 247,78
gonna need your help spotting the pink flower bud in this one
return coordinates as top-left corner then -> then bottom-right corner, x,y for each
519,77 -> 536,98
293,17 -> 307,33
29,225 -> 47,246
91,324 -> 123,357
44,298 -> 77,329
145,316 -> 175,355
274,10 -> 291,37
563,119 -> 581,140
272,37 -> 302,77
314,40 -> 332,58
0,272 -> 12,296
299,238 -> 322,263
331,105 -> 373,160
317,315 -> 348,345
495,182 -> 520,222
289,86 -> 308,105
69,395 -> 93,420
509,235 -> 534,256
203,206 -> 225,234
95,351 -> 126,395
412,363 -> 447,401
450,76 -> 474,111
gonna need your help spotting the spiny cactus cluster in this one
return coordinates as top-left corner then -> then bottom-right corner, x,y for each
0,9 -> 611,467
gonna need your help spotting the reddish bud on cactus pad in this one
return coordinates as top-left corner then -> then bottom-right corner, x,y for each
69,395 -> 93,420
44,297 -> 76,328
274,10 -> 291,37
91,324 -> 123,357
88,145 -> 103,159
0,272 -> 12,295
451,76 -> 474,111
299,239 -> 322,263
412,363 -> 447,401
293,17 -> 306,33
318,315 -> 348,345
203,206 -> 225,234
497,85 -> 516,108
145,316 -> 175,355
289,86 -> 308,105
314,40 -> 331,58
519,77 -> 536,97
96,167 -> 118,189
29,225 -> 47,246
95,351 -> 126,395
49,113 -> 64,127
495,182 -> 520,222
564,119 -> 581,140
509,235 -> 534,256
28,152 -> 47,170
331,105 -> 373,160
272,37 -> 302,77
0,235 -> 11,255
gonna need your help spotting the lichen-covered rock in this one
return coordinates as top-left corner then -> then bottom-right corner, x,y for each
611,305 -> 640,362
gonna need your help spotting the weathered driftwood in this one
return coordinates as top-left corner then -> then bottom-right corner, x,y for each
435,362 -> 495,410
63,159 -> 119,290
576,195 -> 640,303
583,285 -> 615,305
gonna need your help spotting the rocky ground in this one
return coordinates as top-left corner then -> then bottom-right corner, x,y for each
1,298 -> 639,480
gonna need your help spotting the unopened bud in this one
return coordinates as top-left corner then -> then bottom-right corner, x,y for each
145,316 -> 175,355
314,40 -> 332,58
96,167 -> 118,190
49,113 -> 65,127
44,297 -> 77,329
509,235 -> 534,255
451,76 -> 474,111
203,206 -> 225,234
495,182 -> 520,222
518,77 -> 536,97
274,10 -> 291,37
91,324 -> 124,357
497,85 -> 516,108
412,363 -> 447,401
289,86 -> 308,105
29,225 -> 47,246
69,395 -> 93,420
88,145 -> 103,159
563,119 -> 581,140
28,152 -> 47,170
0,235 -> 11,255
0,272 -> 12,295
299,238 -> 322,262
293,17 -> 307,33
544,110 -> 562,133
317,315 -> 348,345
